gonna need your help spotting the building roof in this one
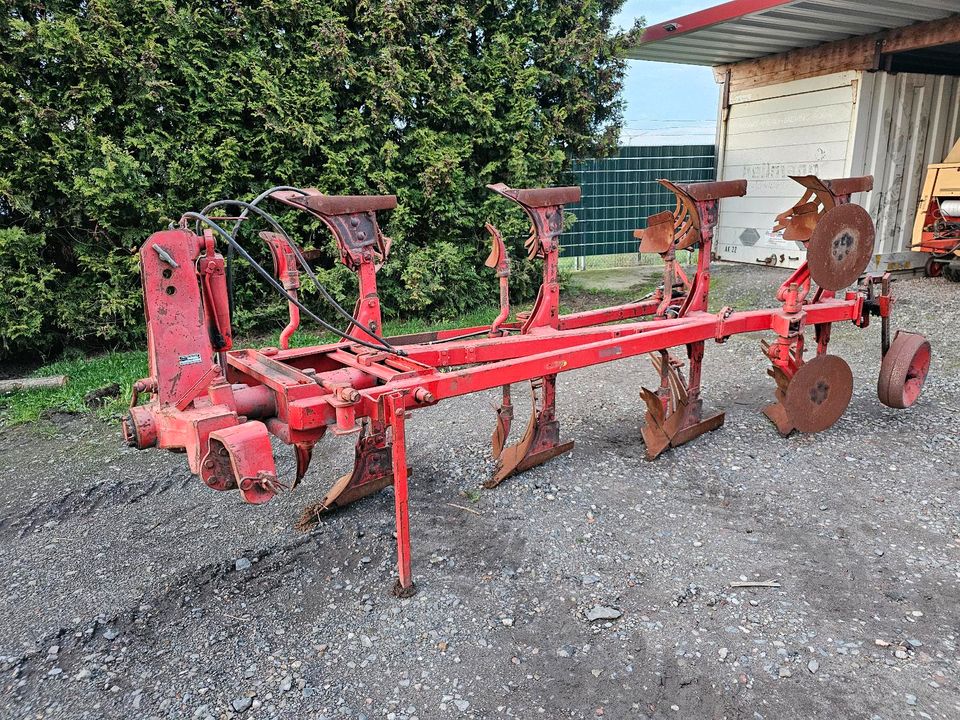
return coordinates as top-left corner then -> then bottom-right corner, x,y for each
628,0 -> 959,66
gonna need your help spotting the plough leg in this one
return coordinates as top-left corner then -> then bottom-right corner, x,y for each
296,419 -> 398,530
761,335 -> 804,436
815,321 -> 831,357
640,342 -> 725,460
491,384 -> 513,457
486,375 -> 574,488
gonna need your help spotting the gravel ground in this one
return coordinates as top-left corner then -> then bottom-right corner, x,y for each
1,264 -> 959,720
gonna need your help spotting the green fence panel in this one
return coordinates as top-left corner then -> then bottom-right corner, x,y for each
564,144 -> 715,257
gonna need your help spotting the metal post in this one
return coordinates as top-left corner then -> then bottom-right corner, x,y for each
386,392 -> 415,597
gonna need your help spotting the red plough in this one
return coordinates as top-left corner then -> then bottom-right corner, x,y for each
123,176 -> 930,595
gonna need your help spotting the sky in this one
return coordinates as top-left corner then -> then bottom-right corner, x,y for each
614,1 -> 721,144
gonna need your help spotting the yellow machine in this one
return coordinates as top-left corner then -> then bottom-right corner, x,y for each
913,138 -> 960,280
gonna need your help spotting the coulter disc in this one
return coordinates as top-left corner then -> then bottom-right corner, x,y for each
807,204 -> 875,291
783,354 -> 853,433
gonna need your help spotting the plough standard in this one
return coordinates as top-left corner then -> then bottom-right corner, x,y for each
123,175 -> 930,595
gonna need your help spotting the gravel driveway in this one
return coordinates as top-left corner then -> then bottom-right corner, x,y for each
1,264 -> 958,720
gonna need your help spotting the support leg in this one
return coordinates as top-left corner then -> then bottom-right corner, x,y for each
386,393 -> 416,597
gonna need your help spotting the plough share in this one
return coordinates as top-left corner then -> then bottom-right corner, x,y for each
124,175 -> 930,595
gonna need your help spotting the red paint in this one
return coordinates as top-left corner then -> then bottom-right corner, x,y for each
639,0 -> 794,45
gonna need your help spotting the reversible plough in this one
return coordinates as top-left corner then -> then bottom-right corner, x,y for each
124,175 -> 930,595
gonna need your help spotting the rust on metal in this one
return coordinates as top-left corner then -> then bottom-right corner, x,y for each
486,183 -> 581,208
774,174 -> 874,243
781,354 -> 853,434
677,178 -> 747,202
806,203 -> 875,291
484,222 -> 511,337
635,210 -> 674,255
486,376 -> 574,488
640,349 -> 724,460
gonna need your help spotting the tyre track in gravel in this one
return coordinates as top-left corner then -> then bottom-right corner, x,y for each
3,528 -> 320,692
0,471 -> 193,540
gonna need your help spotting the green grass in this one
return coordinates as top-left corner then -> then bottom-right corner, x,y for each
0,350 -> 149,425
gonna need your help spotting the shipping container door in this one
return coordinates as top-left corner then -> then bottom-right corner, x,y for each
714,71 -> 860,269
849,71 -> 960,272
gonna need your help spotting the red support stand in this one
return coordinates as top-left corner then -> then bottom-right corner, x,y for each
386,392 -> 415,597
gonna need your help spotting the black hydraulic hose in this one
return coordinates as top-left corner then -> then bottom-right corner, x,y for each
212,186 -> 305,321
205,186 -> 394,349
181,212 -> 406,356
199,198 -> 395,351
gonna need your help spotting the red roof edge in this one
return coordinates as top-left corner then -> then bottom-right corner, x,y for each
639,0 -> 795,45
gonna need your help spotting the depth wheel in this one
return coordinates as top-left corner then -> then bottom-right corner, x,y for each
878,332 -> 930,409
924,255 -> 942,278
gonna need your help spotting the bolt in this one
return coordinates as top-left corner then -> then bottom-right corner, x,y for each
414,388 -> 434,404
350,217 -> 360,227
394,407 -> 403,417
204,459 -> 215,469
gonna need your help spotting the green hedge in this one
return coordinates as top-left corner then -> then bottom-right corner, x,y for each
0,1 -> 637,359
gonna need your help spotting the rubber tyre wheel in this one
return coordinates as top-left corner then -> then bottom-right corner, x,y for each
924,256 -> 942,278
878,332 -> 931,409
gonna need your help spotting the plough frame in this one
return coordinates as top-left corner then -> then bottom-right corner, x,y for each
124,175 -> 930,594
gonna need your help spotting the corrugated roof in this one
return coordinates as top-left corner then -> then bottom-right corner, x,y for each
628,0 -> 959,66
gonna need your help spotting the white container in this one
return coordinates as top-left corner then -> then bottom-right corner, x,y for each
713,70 -> 960,273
